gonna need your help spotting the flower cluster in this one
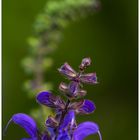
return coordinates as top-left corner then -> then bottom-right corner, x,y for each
58,57 -> 97,99
5,58 -> 102,140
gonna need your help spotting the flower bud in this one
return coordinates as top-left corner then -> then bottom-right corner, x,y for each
80,73 -> 97,84
59,82 -> 68,93
68,82 -> 80,96
79,58 -> 91,70
58,63 -> 77,79
77,89 -> 87,97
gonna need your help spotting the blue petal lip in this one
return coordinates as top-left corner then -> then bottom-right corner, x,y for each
73,121 -> 102,140
59,110 -> 75,132
36,91 -> 54,106
5,113 -> 38,138
77,99 -> 96,114
56,110 -> 75,140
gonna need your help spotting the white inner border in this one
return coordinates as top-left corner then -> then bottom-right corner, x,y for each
0,0 -> 138,140
0,0 -> 2,139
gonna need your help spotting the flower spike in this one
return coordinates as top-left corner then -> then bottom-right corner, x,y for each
58,58 -> 98,99
5,58 -> 102,140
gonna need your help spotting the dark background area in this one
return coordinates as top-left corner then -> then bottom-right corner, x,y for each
3,0 -> 138,139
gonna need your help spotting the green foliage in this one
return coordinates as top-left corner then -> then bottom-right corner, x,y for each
22,0 -> 99,126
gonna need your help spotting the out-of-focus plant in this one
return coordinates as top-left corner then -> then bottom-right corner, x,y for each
22,0 -> 100,128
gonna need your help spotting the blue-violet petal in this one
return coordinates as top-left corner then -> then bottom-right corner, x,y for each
8,113 -> 38,138
36,91 -> 65,109
76,100 -> 96,114
59,110 -> 75,132
73,121 -> 101,140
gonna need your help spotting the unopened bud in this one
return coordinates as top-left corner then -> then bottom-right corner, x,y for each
79,57 -> 91,70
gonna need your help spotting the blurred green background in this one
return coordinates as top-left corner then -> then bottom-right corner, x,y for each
3,0 -> 137,140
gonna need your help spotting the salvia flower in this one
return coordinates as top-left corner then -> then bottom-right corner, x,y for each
36,91 -> 66,110
5,58 -> 102,140
69,99 -> 96,114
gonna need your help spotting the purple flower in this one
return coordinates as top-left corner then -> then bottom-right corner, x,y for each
59,82 -> 87,98
73,121 -> 102,140
69,99 -> 96,114
56,110 -> 75,140
58,59 -> 97,85
36,91 -> 65,110
57,110 -> 101,140
58,110 -> 75,132
58,58 -> 97,98
5,112 -> 101,140
5,113 -> 42,140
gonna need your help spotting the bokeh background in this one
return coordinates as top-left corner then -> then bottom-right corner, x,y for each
3,0 -> 138,140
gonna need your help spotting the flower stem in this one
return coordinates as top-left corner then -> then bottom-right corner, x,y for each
59,99 -> 70,126
55,99 -> 70,139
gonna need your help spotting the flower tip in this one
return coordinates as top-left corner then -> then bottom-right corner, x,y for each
36,91 -> 52,105
72,99 -> 96,114
79,57 -> 91,70
73,121 -> 100,140
5,113 -> 38,138
84,100 -> 96,113
36,91 -> 46,101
